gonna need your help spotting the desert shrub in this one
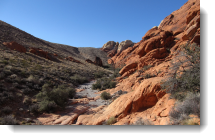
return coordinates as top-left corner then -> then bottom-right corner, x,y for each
169,93 -> 200,125
29,104 -> 39,114
143,73 -> 153,79
106,116 -> 117,125
133,118 -> 153,125
9,59 -> 16,64
162,43 -> 200,101
38,100 -> 57,113
92,80 -> 102,90
2,60 -> 8,65
100,92 -> 111,100
36,84 -> 74,112
26,75 -> 38,84
20,60 -> 29,68
5,77 -> 13,83
67,87 -> 76,99
0,72 -> 6,80
1,106 -> 12,115
22,88 -> 32,95
109,81 -> 117,88
70,74 -> 89,85
34,64 -> 43,71
111,68 -> 121,78
92,78 -> 117,90
0,91 -> 14,101
94,71 -> 105,78
0,115 -> 19,125
10,67 -> 21,74
143,65 -> 152,71
48,85 -> 70,107
12,82 -> 19,88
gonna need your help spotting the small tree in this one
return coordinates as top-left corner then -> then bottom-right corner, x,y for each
162,42 -> 200,100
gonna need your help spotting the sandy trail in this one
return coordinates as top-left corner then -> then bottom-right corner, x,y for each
37,80 -> 108,125
76,80 -> 108,107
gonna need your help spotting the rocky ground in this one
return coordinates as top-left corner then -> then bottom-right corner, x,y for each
36,80 -> 111,125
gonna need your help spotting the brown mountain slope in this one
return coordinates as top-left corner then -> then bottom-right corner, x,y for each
0,20 -> 110,65
0,20 -> 113,124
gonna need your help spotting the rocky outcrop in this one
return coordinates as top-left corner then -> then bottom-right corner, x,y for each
101,40 -> 134,57
117,40 -> 134,54
108,0 -> 200,68
85,57 -> 103,67
94,57 -> 103,67
29,47 -> 53,60
73,0 -> 200,125
107,42 -> 119,57
101,41 -> 116,52
3,41 -> 26,53
85,59 -> 94,64
65,56 -> 82,64
37,105 -> 90,125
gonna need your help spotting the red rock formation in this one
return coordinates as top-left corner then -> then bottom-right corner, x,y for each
107,0 -> 199,69
74,0 -> 200,125
67,56 -> 82,63
29,47 -> 51,60
3,41 -> 26,53
85,59 -> 94,64
37,0 -> 200,125
94,56 -> 103,67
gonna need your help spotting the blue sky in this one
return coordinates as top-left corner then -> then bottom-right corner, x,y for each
0,0 -> 188,48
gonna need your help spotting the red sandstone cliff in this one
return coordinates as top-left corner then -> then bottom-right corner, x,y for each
81,0 -> 200,125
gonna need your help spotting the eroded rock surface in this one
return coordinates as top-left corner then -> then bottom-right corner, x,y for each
3,41 -> 26,53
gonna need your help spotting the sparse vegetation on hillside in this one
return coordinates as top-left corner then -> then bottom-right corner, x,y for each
92,77 -> 117,91
36,84 -> 76,112
161,43 -> 200,125
132,118 -> 154,125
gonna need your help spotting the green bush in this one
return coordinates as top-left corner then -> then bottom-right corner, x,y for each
1,106 -> 12,115
133,118 -> 153,125
22,88 -> 32,95
94,71 -> 105,79
162,43 -> 200,101
0,115 -> 19,125
100,92 -> 111,100
92,78 -> 117,90
106,116 -> 116,125
143,65 -> 152,71
29,104 -> 39,114
92,80 -> 102,90
48,86 -> 70,107
70,74 -> 89,84
36,84 -> 76,113
38,100 -> 57,113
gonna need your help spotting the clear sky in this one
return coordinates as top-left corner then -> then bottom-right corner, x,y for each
0,0 -> 188,48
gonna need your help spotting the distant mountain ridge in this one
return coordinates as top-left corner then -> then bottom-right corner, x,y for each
0,20 -> 110,65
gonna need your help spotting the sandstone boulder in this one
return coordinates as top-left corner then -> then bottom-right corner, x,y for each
119,62 -> 138,76
101,41 -> 116,52
107,42 -> 119,57
3,41 -> 26,53
117,40 -> 134,54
